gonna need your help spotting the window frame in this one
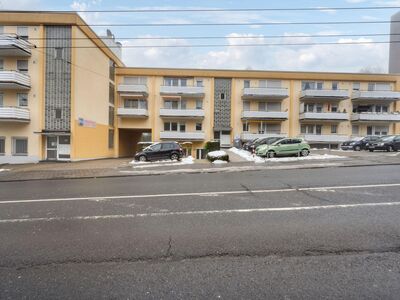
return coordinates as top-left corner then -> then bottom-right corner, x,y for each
12,137 -> 28,156
17,93 -> 28,107
0,137 -> 5,155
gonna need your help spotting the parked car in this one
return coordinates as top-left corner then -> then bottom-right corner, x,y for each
340,136 -> 381,151
367,135 -> 400,152
246,137 -> 284,152
134,142 -> 184,162
256,138 -> 310,158
242,138 -> 259,151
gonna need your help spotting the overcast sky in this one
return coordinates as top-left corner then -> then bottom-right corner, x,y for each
1,0 -> 400,72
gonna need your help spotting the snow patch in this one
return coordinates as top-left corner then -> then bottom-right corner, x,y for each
0,169 -> 10,173
131,156 -> 195,169
212,160 -> 228,164
207,150 -> 227,158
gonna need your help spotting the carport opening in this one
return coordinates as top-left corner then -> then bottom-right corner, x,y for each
118,129 -> 151,158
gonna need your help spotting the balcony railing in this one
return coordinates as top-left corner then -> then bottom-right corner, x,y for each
351,112 -> 400,122
241,111 -> 288,120
117,108 -> 148,117
302,134 -> 349,143
0,71 -> 31,89
300,112 -> 349,121
160,131 -> 205,140
0,34 -> 32,56
300,89 -> 349,100
242,87 -> 289,100
160,108 -> 205,118
241,132 -> 287,141
352,90 -> 400,101
117,84 -> 148,96
0,106 -> 30,122
160,85 -> 205,98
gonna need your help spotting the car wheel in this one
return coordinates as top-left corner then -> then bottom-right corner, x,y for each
369,149 -> 374,152
170,153 -> 179,161
267,151 -> 276,158
138,155 -> 147,162
387,146 -> 394,152
354,145 -> 361,151
300,149 -> 309,157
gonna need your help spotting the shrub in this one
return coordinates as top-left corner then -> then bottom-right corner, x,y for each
204,140 -> 220,153
206,150 -> 230,162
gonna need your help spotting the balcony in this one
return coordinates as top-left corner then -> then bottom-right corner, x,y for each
0,106 -> 30,122
300,112 -> 349,121
160,131 -> 205,141
0,71 -> 30,90
352,90 -> 400,102
302,134 -> 349,143
351,113 -> 400,122
117,84 -> 148,97
0,34 -> 32,56
242,87 -> 289,100
241,111 -> 288,120
117,108 -> 148,118
160,85 -> 205,98
160,108 -> 205,119
241,132 -> 287,141
300,89 -> 349,100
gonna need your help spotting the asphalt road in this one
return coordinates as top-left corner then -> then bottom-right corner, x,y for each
1,165 -> 400,299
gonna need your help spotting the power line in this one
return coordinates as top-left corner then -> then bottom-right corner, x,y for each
8,33 -> 400,41
7,6 -> 400,13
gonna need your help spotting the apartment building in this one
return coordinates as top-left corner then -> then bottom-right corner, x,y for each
1,12 -> 399,163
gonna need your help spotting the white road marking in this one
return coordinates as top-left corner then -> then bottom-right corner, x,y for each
1,201 -> 400,223
0,182 -> 400,205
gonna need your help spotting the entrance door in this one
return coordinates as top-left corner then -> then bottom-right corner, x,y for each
46,136 -> 71,161
220,131 -> 231,147
46,136 -> 58,160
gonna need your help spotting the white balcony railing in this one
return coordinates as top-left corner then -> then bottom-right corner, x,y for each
0,71 -> 31,89
300,112 -> 349,121
160,85 -> 205,97
242,87 -> 289,99
302,134 -> 349,143
0,34 -> 32,56
160,108 -> 205,118
351,113 -> 400,122
241,132 -> 287,141
352,90 -> 400,101
300,89 -> 349,100
160,131 -> 205,140
117,108 -> 148,117
0,106 -> 30,122
117,84 -> 148,96
241,111 -> 288,120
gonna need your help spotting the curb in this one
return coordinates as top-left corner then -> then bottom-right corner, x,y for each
0,161 -> 400,183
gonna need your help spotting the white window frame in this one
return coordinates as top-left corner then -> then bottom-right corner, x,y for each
164,78 -> 187,87
124,99 -> 147,109
12,137 -> 28,156
164,122 -> 186,132
17,93 -> 28,107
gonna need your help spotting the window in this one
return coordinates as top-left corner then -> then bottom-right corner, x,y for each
161,143 -> 174,150
258,123 -> 280,134
292,139 -> 302,144
332,82 -> 338,90
0,137 -> 5,155
244,80 -> 250,88
267,102 -> 281,112
54,48 -> 64,60
331,105 -> 338,113
181,99 -> 187,109
316,125 -> 322,135
123,76 -> 147,85
243,122 -> 249,132
374,126 -> 389,136
179,123 -> 186,132
258,102 -> 266,111
368,82 -> 391,91
109,60 -> 115,82
17,26 -> 29,40
196,79 -> 203,87
259,80 -> 267,88
267,80 -> 282,88
17,60 -> 28,73
164,78 -> 187,86
375,105 -> 388,113
164,122 -> 185,132
0,26 -> 3,34
108,129 -> 114,149
301,124 -> 321,135
55,109 -> 62,119
12,137 -> 28,156
0,93 -> 3,107
304,103 -> 314,112
196,123 -> 202,131
18,93 -> 28,107
316,104 -> 323,113
220,93 -> 225,100
196,100 -> 203,109
109,106 -> 114,126
243,101 -> 250,111
331,125 -> 337,134
353,82 -> 360,91
352,125 -> 359,135
109,83 -> 115,104
0,59 -> 3,70
124,99 -> 147,109
180,79 -> 187,86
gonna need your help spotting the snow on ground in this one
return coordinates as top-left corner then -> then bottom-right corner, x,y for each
212,160 -> 228,164
130,156 -> 195,169
207,150 -> 228,158
228,148 -> 345,164
0,169 -> 10,173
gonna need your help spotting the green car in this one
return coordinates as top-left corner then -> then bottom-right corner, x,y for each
255,138 -> 310,158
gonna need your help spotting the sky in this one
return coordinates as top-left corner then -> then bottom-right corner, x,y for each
1,0 -> 400,72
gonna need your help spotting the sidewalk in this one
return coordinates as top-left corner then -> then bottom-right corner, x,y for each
0,151 -> 399,182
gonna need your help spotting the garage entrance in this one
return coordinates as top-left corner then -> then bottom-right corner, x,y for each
118,129 -> 151,158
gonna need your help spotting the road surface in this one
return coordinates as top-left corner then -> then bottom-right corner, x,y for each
1,165 -> 400,299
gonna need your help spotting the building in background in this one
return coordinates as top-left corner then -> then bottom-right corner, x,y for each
389,11 -> 400,73
0,12 -> 399,164
100,29 -> 122,61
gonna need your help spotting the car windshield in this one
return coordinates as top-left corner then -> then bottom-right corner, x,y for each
382,136 -> 395,142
